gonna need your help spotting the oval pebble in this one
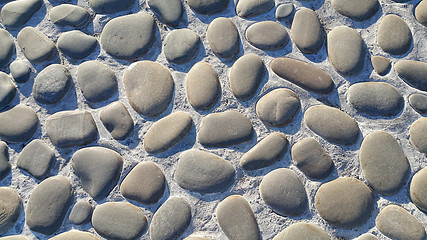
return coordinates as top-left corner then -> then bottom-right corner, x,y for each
246,21 -> 289,50
186,62 -> 220,110
275,3 -> 294,19
49,230 -> 98,240
17,139 -> 55,179
378,14 -> 412,55
271,57 -> 334,94
410,168 -> 427,212
216,195 -> 261,240
0,72 -> 16,110
164,29 -> 201,64
150,197 -> 192,240
291,8 -> 324,54
148,0 -> 183,26
77,61 -> 117,103
124,61 -> 174,117
240,132 -> 288,170
304,105 -> 360,145
230,54 -> 265,100
57,31 -> 97,59
357,233 -> 378,240
331,0 -> 379,20
0,30 -> 14,69
410,117 -> 427,153
17,27 -> 56,63
33,64 -> 71,104
0,141 -> 11,180
92,202 -> 147,240
207,17 -> 240,59
50,4 -> 91,27
256,89 -> 300,127
100,102 -> 134,140
0,0 -> 42,30
315,177 -> 373,228
120,162 -> 165,204
260,168 -> 307,216
68,201 -> 92,225
89,0 -> 135,13
26,176 -> 73,235
9,61 -> 31,83
395,60 -> 427,91
187,0 -> 229,15
0,105 -> 39,143
409,94 -> 427,113
416,0 -> 427,26
273,222 -> 330,240
371,56 -> 391,76
72,147 -> 123,200
236,0 -> 274,18
175,149 -> 235,193
0,187 -> 22,235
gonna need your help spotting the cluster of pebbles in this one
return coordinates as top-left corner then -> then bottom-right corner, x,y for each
0,0 -> 427,239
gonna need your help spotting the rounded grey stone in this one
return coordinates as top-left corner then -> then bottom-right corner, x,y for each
273,222 -> 331,240
275,3 -> 294,19
175,149 -> 235,193
9,60 -> 31,83
246,21 -> 289,50
164,29 -> 201,64
92,202 -> 148,240
57,31 -> 97,59
357,233 -> 378,240
410,117 -> 427,153
0,105 -> 39,143
124,61 -> 174,117
207,17 -> 240,59
216,195 -> 261,240
17,139 -> 55,180
256,89 -> 300,127
33,64 -> 71,104
315,177 -> 373,228
150,197 -> 192,240
120,161 -> 165,204
236,0 -> 274,18
148,0 -> 183,26
49,230 -> 98,240
17,27 -> 56,63
0,0 -> 42,30
100,102 -> 134,140
410,168 -> 427,212
186,62 -> 220,110
72,147 -> 123,200
0,72 -> 16,110
0,141 -> 11,180
291,8 -> 324,54
26,176 -> 73,235
68,201 -> 92,225
0,187 -> 22,235
77,61 -> 117,103
395,60 -> 427,91
378,14 -> 412,55
89,0 -> 135,13
371,56 -> 391,76
229,54 -> 265,100
187,0 -> 229,15
409,94 -> 427,114
415,0 -> 427,27
50,4 -> 91,27
240,132 -> 288,170
331,0 -> 379,20
0,30 -> 14,69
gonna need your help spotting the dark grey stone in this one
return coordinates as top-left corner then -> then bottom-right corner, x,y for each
0,141 -> 11,180
17,139 -> 55,180
68,201 -> 92,225
331,0 -> 379,20
89,0 -> 135,13
291,8 -> 324,54
273,223 -> 331,240
236,0 -> 274,18
9,60 -> 31,83
187,0 -> 229,15
0,0 -> 42,30
0,105 -> 39,143
0,30 -> 14,69
77,61 -> 117,103
50,4 -> 91,27
164,29 -> 201,64
378,14 -> 412,55
410,117 -> 427,153
186,62 -> 220,110
256,89 -> 300,127
33,64 -> 71,104
410,168 -> 427,212
230,54 -> 265,100
17,27 -> 56,63
246,21 -> 289,50
395,60 -> 427,91
148,0 -> 183,26
100,102 -> 134,140
0,187 -> 22,235
409,94 -> 427,114
57,31 -> 97,59
207,17 -> 239,59
0,72 -> 16,110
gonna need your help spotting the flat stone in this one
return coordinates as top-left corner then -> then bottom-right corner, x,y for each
100,13 -> 156,60
246,21 -> 289,50
328,26 -> 364,75
291,8 -> 324,54
33,64 -> 71,104
187,0 -> 229,15
331,0 -> 379,20
0,30 -> 14,69
207,17 -> 240,59
164,29 -> 201,64
240,132 -> 288,170
198,110 -> 253,147
275,3 -> 294,19
216,195 -> 260,240
50,4 -> 91,27
347,82 -> 404,116
57,31 -> 97,59
410,117 -> 427,153
371,56 -> 391,75
260,168 -> 307,216
304,105 -> 360,145
271,57 -> 334,94
92,202 -> 147,240
291,138 -> 334,179
89,0 -> 135,13
229,54 -> 265,100
1,0 -> 42,30
49,230 -> 98,240
236,0 -> 274,18
411,168 -> 427,212
148,0 -> 183,26
256,89 -> 300,127
77,61 -> 117,103
273,222 -> 330,240
378,14 -> 412,55
26,176 -> 73,235
0,141 -> 11,180
395,60 -> 427,91
144,112 -> 192,153
68,201 -> 92,225
186,62 -> 220,110
0,105 -> 39,143
17,139 -> 55,179
120,162 -> 165,204
315,177 -> 373,228
410,94 -> 427,113
72,147 -> 123,200
124,61 -> 174,117
0,72 -> 16,110
45,110 -> 98,148
175,149 -> 235,193
0,187 -> 22,235
17,27 -> 56,63
415,0 -> 427,26
9,61 -> 31,83
100,102 -> 134,140
376,205 -> 426,240
150,197 -> 191,240
357,233 -> 378,240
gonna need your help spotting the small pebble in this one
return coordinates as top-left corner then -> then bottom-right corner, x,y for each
230,54 -> 265,100
357,233 -> 378,240
246,21 -> 289,50
275,3 -> 294,19
0,187 -> 22,235
0,30 -> 14,69
33,64 -> 71,104
0,141 -> 11,180
77,61 -> 117,103
17,27 -> 56,63
0,105 -> 39,143
186,62 -> 220,110
49,230 -> 98,240
256,89 -> 300,127
9,60 -> 31,83
17,139 -> 55,180
89,0 -> 135,13
187,0 -> 229,15
100,102 -> 134,140
410,168 -> 427,212
371,56 -> 391,76
207,17 -> 240,59
415,0 -> 427,26
395,60 -> 427,91
68,201 -> 92,225
409,94 -> 427,113
0,72 -> 16,110
50,4 -> 91,27
236,0 -> 274,18
273,222 -> 330,240
331,0 -> 379,20
1,0 -> 42,30
378,14 -> 412,55
410,117 -> 427,153
291,8 -> 324,54
164,29 -> 201,64
57,31 -> 97,59
148,0 -> 183,26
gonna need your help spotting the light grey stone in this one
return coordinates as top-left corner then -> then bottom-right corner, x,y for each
371,56 -> 391,76
409,94 -> 427,114
17,27 -> 56,63
207,17 -> 240,59
9,61 -> 31,83
0,0 -> 42,30
256,89 -> 300,127
187,0 -> 229,15
275,3 -> 294,19
291,8 -> 324,54
410,168 -> 427,212
0,30 -> 14,69
100,102 -> 134,140
273,222 -> 331,240
186,62 -> 220,110
57,31 -> 97,59
184,236 -> 210,240
89,0 -> 135,13
77,61 -> 117,103
331,0 -> 379,20
33,64 -> 71,104
357,233 -> 378,240
395,60 -> 427,91
229,54 -> 265,100
68,201 -> 92,225
17,139 -> 55,179
410,117 -> 427,153
0,236 -> 28,240
148,0 -> 183,26
0,72 -> 16,110
416,0 -> 427,26
164,29 -> 201,64
49,230 -> 98,240
378,14 -> 412,55
0,187 -> 22,235
246,21 -> 289,50
0,105 -> 39,143
236,0 -> 274,18
50,4 -> 91,27
0,142 -> 10,180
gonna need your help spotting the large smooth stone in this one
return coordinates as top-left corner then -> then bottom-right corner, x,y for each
371,56 -> 391,76
378,14 -> 412,55
304,105 -> 360,145
331,0 -> 379,20
120,162 -> 165,204
410,117 -> 427,153
17,139 -> 55,179
89,0 -> 135,13
216,195 -> 261,240
164,29 -> 201,64
50,4 -> 91,27
315,177 -> 373,228
291,8 -> 324,54
0,72 -> 16,110
409,94 -> 427,113
256,89 -> 300,127
68,201 -> 92,225
328,26 -> 364,75
1,0 -> 42,30
0,187 -> 22,235
57,31 -> 97,59
148,0 -> 183,26
9,60 -> 31,83
92,202 -> 147,240
260,168 -> 307,216
100,102 -> 134,140
271,57 -> 334,94
187,0 -> 229,15
198,110 -> 253,147
45,110 -> 98,148
0,141 -> 11,180
123,61 -> 174,117
150,197 -> 191,240
395,60 -> 427,91
100,13 -> 156,60
246,21 -> 289,50
410,168 -> 427,212
415,0 -> 427,26
77,61 -> 117,103
186,62 -> 220,110
26,176 -> 73,235
49,230 -> 98,240
207,17 -> 240,59
236,0 -> 274,18
376,205 -> 426,240
17,27 -> 56,63
175,149 -> 235,193
72,147 -> 123,200
0,105 -> 39,143
144,112 -> 192,153
33,64 -> 71,104
0,30 -> 14,69
273,223 -> 330,240
229,54 -> 265,100
240,132 -> 288,170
